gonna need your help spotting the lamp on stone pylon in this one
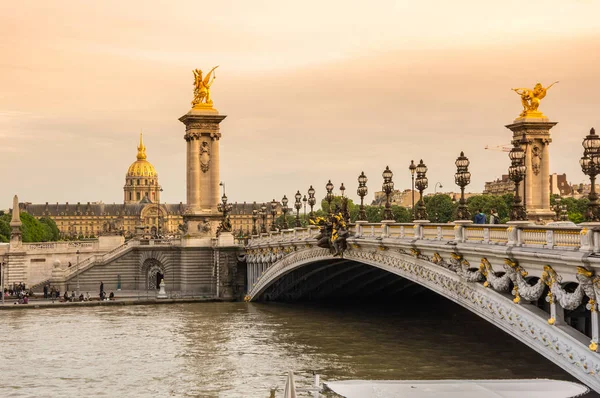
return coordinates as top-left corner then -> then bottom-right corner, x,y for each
307,185 -> 316,220
357,171 -> 368,221
382,166 -> 394,221
260,204 -> 268,234
409,160 -> 417,220
217,193 -> 233,233
294,190 -> 302,227
454,151 -> 471,220
414,160 -> 429,220
281,195 -> 289,229
251,206 -> 258,236
581,127 -> 600,222
325,180 -> 334,214
270,199 -> 278,232
508,142 -> 527,221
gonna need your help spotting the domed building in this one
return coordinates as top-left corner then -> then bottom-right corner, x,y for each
18,134 -> 276,239
124,134 -> 161,204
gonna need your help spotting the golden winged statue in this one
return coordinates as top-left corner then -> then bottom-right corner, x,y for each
511,81 -> 558,118
192,66 -> 219,108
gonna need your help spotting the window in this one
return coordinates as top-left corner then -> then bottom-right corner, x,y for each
129,192 -> 132,201
137,192 -> 141,200
136,179 -> 139,185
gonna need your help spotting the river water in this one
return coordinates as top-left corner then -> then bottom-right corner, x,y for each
0,298 -> 595,397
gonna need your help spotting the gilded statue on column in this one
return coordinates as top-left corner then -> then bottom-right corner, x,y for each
192,66 -> 219,108
511,81 -> 558,118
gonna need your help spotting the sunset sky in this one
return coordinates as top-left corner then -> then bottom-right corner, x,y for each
2,0 -> 600,208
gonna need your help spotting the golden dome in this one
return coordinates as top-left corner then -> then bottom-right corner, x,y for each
126,133 -> 158,177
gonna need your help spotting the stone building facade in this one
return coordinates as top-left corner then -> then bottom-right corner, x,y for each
484,173 -> 570,197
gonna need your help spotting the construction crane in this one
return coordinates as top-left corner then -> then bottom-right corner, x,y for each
485,144 -> 512,152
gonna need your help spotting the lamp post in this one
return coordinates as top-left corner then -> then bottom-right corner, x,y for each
357,171 -> 368,221
217,193 -> 233,229
409,160 -> 417,220
382,166 -> 394,221
308,186 -> 316,220
580,128 -> 600,221
302,195 -> 307,225
415,160 -> 429,220
251,207 -> 258,235
325,180 -> 334,214
156,187 -> 163,236
260,204 -> 268,234
1,259 -> 4,305
76,249 -> 80,296
281,195 -> 289,229
520,134 -> 529,209
454,151 -> 471,220
270,199 -> 278,231
434,182 -> 443,194
508,142 -> 527,221
339,183 -> 349,222
294,191 -> 302,227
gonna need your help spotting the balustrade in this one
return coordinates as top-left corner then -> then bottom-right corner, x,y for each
247,222 -> 600,253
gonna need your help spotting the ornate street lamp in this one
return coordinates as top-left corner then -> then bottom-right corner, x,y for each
581,127 -> 600,221
454,151 -> 471,220
508,143 -> 527,221
415,159 -> 429,220
339,183 -> 349,222
294,190 -> 302,227
325,180 -> 334,214
382,166 -> 394,221
260,204 -> 268,234
308,185 -> 316,220
270,199 -> 278,231
357,171 -> 368,221
302,195 -> 307,224
281,195 -> 289,229
251,206 -> 258,235
409,160 -> 417,219
217,193 -> 233,233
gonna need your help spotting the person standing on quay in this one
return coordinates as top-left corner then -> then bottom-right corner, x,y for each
43,285 -> 48,299
100,281 -> 104,299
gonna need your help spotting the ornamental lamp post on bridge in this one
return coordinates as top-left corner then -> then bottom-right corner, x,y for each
339,183 -> 350,223
414,160 -> 429,221
260,204 -> 268,234
409,160 -> 417,220
325,180 -> 334,214
581,128 -> 600,222
251,206 -> 258,236
302,195 -> 307,225
357,171 -> 368,221
454,151 -> 471,221
281,195 -> 289,229
217,193 -> 233,232
294,191 -> 302,227
270,199 -> 278,232
508,143 -> 527,221
307,186 -> 316,220
382,166 -> 394,221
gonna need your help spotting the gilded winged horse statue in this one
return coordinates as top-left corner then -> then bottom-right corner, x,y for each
192,66 -> 219,107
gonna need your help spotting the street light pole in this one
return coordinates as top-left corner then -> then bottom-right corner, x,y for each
382,166 -> 394,221
409,160 -> 417,220
76,249 -> 80,296
302,195 -> 307,225
357,172 -> 368,221
294,191 -> 302,227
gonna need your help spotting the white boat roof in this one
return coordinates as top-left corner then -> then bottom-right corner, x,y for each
325,379 -> 589,398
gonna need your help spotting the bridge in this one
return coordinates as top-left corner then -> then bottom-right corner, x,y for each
245,221 -> 600,392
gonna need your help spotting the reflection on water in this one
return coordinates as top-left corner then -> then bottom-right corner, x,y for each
0,298 -> 594,397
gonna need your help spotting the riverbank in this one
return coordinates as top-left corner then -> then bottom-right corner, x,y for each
0,296 -> 231,310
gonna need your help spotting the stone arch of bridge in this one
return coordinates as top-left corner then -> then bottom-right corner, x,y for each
246,246 -> 600,392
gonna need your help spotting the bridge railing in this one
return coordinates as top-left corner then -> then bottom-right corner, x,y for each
247,222 -> 598,252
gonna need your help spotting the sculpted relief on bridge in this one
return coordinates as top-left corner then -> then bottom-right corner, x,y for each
245,222 -> 600,392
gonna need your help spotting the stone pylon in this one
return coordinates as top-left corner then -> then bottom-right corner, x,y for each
505,116 -> 557,222
9,194 -> 22,245
179,105 -> 227,240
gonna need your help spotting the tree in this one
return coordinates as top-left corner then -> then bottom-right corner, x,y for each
40,217 -> 60,241
424,194 -> 456,223
320,196 -> 356,214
